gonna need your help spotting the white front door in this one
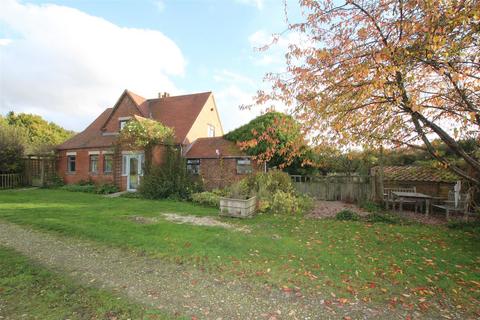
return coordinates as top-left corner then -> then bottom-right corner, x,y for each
124,154 -> 144,191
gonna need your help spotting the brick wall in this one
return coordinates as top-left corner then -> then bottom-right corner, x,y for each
57,149 -> 114,185
195,158 -> 263,190
58,149 -> 263,192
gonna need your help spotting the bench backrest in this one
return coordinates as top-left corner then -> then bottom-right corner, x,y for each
384,187 -> 416,200
448,191 -> 470,209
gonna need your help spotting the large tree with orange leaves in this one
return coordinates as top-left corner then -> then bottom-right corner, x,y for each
257,0 -> 479,184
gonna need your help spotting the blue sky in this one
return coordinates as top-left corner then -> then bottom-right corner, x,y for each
0,0 -> 303,132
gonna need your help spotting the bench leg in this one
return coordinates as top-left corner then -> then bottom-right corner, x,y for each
399,200 -> 403,213
446,208 -> 450,221
425,200 -> 430,217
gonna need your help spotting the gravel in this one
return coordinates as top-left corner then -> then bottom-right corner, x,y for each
0,221 -> 425,319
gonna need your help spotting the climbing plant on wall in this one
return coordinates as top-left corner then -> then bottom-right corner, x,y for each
116,116 -> 174,172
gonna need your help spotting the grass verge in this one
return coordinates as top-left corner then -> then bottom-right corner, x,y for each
0,246 -> 173,319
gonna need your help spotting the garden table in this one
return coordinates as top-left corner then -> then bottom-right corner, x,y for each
392,191 -> 432,216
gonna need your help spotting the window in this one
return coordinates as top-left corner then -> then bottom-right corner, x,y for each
119,120 -> 128,131
67,155 -> 76,173
236,158 -> 252,174
103,154 -> 113,174
186,159 -> 200,175
207,124 -> 215,137
89,155 -> 98,173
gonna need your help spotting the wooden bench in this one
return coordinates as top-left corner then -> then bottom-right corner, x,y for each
433,192 -> 471,220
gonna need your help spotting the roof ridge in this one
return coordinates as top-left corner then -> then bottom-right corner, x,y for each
146,91 -> 211,101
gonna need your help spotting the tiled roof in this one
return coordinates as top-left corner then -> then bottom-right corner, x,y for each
373,165 -> 460,183
185,137 -> 247,158
57,90 -> 212,149
148,92 -> 211,144
57,108 -> 115,150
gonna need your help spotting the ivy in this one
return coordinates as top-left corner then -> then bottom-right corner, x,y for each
117,116 -> 174,149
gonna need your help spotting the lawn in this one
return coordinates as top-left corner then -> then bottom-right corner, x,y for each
0,188 -> 479,317
0,246 -> 172,320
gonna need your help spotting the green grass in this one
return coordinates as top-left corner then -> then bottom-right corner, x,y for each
0,246 -> 172,319
1,189 -> 479,316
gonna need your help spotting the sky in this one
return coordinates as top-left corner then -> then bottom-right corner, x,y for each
0,0 -> 303,132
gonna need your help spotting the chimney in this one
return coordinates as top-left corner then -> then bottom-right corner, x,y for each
158,92 -> 170,98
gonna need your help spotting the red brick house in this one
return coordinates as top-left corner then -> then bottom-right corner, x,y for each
57,89 -> 262,191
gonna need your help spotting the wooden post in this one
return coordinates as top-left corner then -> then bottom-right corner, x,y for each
378,145 -> 385,202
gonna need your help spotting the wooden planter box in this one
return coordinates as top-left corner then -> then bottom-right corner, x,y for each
220,196 -> 256,218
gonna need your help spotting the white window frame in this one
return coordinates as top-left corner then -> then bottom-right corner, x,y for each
236,158 -> 252,175
207,124 -> 215,137
89,154 -> 99,173
103,154 -> 113,174
67,155 -> 76,173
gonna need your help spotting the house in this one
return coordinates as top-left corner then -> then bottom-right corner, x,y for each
371,165 -> 460,198
56,90 -> 261,191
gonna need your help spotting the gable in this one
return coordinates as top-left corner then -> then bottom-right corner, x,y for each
184,94 -> 224,144
148,92 -> 212,144
102,91 -> 145,133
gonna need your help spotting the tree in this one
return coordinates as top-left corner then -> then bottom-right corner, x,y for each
5,112 -> 75,154
257,0 -> 480,184
225,111 -> 315,174
0,123 -> 25,173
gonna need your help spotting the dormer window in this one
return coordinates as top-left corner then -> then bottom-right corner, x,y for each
208,124 -> 215,137
118,117 -> 131,131
119,120 -> 128,131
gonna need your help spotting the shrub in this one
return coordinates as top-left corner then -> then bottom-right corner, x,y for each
191,191 -> 220,208
227,179 -> 251,199
244,170 -> 294,198
336,210 -> 360,221
44,175 -> 64,188
95,183 -> 119,195
227,170 -> 313,215
61,184 -> 96,193
298,194 -> 315,213
360,200 -> 382,213
270,190 -> 302,214
61,182 -> 118,194
0,124 -> 25,174
139,147 -> 202,199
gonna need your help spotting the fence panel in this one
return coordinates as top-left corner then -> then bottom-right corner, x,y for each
291,175 -> 373,203
0,173 -> 25,189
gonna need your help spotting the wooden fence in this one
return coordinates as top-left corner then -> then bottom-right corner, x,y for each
291,175 -> 373,203
0,173 -> 26,189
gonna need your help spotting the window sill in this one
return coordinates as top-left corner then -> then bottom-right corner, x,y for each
66,172 -> 76,175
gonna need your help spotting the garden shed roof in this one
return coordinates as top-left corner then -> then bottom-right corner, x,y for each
372,165 -> 460,183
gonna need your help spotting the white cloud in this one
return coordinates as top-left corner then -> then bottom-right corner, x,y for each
213,69 -> 256,87
235,0 -> 264,10
248,29 -> 309,67
0,39 -> 12,46
152,0 -> 165,13
215,84 -> 259,132
0,0 -> 185,131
